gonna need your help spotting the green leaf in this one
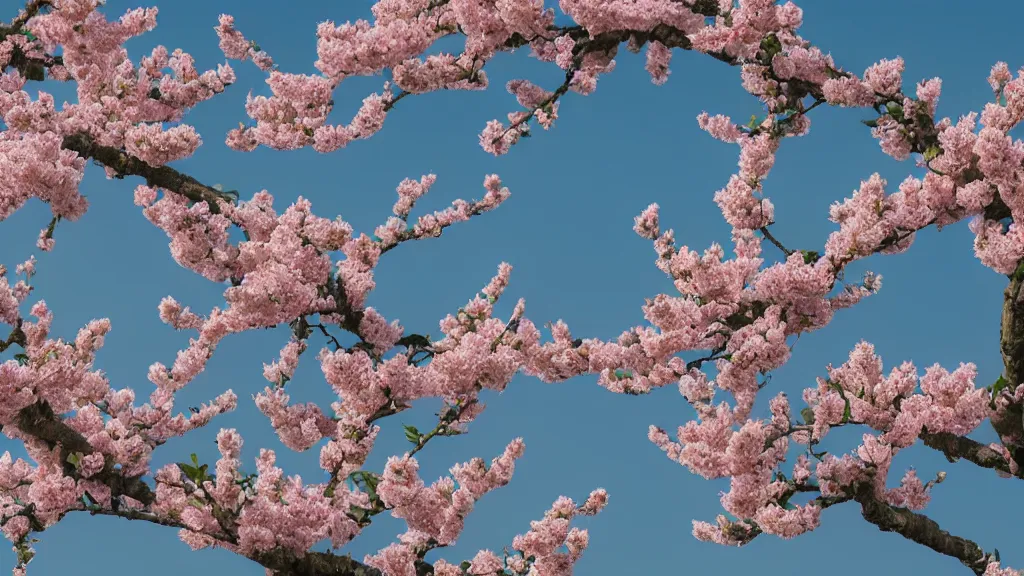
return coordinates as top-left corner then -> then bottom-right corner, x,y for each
1013,260 -> 1024,282
861,118 -> 878,128
66,452 -> 81,467
923,145 -> 941,162
800,407 -> 815,425
758,33 -> 783,59
14,353 -> 29,366
800,250 -> 820,264
191,453 -> 199,466
459,561 -> 472,571
885,102 -> 904,121
349,506 -> 367,522
178,463 -> 200,481
841,400 -> 852,424
403,424 -> 421,445
991,374 -> 1010,396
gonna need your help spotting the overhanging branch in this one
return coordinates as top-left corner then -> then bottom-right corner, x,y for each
854,482 -> 991,575
920,431 -> 1022,479
60,133 -> 236,213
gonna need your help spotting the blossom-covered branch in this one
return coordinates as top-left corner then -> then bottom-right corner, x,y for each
0,2 -> 612,574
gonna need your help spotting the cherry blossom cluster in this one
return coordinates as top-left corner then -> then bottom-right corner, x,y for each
3,0 -> 1024,574
2,2 -> 614,574
517,4 -> 1024,574
0,165 -> 607,575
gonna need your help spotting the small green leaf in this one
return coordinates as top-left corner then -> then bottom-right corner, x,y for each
14,353 -> 29,366
403,424 -> 421,445
349,506 -> 366,522
885,102 -> 904,121
759,33 -> 783,59
861,118 -> 878,128
66,452 -> 81,467
841,400 -> 852,424
190,453 -> 199,466
991,374 -> 1010,396
1013,260 -> 1024,282
923,145 -> 941,162
800,407 -> 815,425
800,250 -> 820,264
178,463 -> 200,481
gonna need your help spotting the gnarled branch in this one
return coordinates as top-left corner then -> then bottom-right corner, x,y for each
854,482 -> 992,575
60,133 -> 236,214
920,431 -> 1021,479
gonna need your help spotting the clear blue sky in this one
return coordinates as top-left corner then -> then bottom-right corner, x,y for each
2,0 -> 1023,574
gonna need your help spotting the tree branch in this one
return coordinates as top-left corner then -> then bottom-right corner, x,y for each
993,266 -> 1024,471
60,133 -> 236,214
920,431 -> 1022,479
8,0 -> 52,30
14,401 -> 156,506
854,482 -> 992,575
1,1 -> 64,80
1000,271 -> 1024,390
758,226 -> 794,256
252,550 -> 433,576
0,321 -> 26,353
12,400 -> 409,576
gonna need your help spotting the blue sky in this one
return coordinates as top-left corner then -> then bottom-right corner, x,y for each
2,0 -> 1023,574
